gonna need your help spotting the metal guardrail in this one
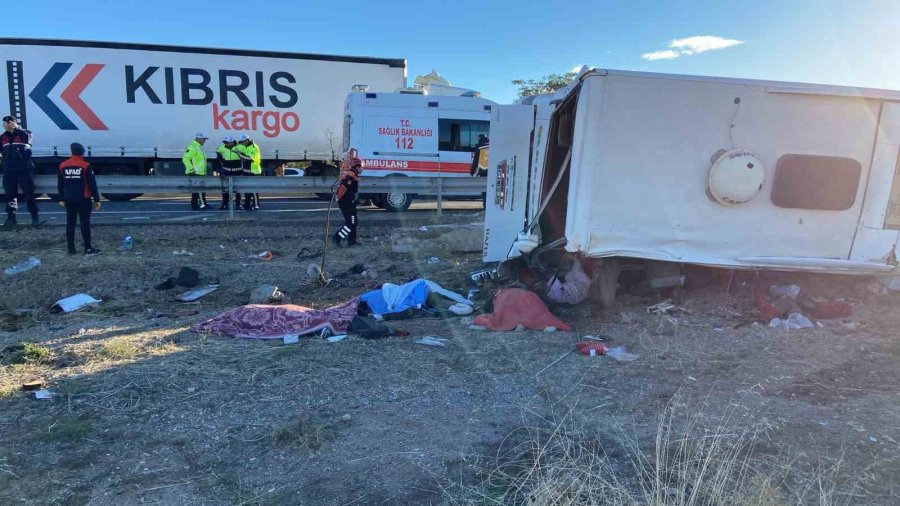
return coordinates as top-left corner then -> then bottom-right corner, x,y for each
32,175 -> 487,217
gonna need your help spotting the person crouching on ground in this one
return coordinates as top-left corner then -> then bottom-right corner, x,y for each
57,142 -> 101,255
333,149 -> 362,247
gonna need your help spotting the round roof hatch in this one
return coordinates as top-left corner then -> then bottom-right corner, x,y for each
708,149 -> 766,206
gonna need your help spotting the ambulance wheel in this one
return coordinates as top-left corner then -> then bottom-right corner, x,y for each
382,192 -> 413,212
590,259 -> 620,308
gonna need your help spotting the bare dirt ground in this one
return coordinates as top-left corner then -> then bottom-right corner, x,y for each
0,216 -> 898,505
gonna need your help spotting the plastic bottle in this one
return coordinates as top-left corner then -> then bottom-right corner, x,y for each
4,257 -> 41,276
119,235 -> 134,251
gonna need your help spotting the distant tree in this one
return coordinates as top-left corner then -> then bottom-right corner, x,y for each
511,72 -> 577,98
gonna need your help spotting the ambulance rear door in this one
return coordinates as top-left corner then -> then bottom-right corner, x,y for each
437,99 -> 492,176
359,94 -> 440,176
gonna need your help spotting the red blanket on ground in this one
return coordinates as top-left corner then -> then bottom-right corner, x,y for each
475,288 -> 572,331
192,298 -> 359,339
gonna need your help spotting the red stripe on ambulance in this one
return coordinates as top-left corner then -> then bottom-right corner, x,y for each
362,159 -> 470,173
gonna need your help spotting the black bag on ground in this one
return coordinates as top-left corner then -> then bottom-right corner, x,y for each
348,316 -> 391,339
176,267 -> 200,288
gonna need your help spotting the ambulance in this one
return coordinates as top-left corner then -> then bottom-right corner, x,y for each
341,84 -> 495,211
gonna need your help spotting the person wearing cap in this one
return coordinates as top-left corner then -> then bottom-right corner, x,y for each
1,115 -> 40,228
57,143 -> 101,255
333,149 -> 363,247
237,134 -> 262,211
216,136 -> 244,210
183,132 -> 209,210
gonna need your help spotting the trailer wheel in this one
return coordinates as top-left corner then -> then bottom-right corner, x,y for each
382,192 -> 413,212
590,259 -> 621,308
97,163 -> 144,201
305,162 -> 340,200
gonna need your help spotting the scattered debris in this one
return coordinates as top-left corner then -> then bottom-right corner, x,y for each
172,249 -> 194,256
770,284 -> 801,298
448,303 -> 473,316
177,284 -> 219,302
646,301 -> 688,315
341,414 -> 352,422
52,294 -> 102,313
306,263 -> 323,281
255,251 -> 273,261
4,257 -> 40,276
155,278 -> 176,290
34,389 -> 52,400
415,336 -> 448,347
576,341 -> 607,356
326,334 -> 348,343
119,235 -> 134,251
468,324 -> 487,331
606,346 -> 640,362
250,284 -> 284,304
583,334 -> 608,342
282,334 -> 300,344
427,257 -> 440,264
544,326 -> 557,333
815,319 -> 859,330
123,216 -> 150,221
769,312 -> 814,330
469,267 -> 499,285
176,267 -> 200,288
21,380 -> 44,391
459,316 -> 475,325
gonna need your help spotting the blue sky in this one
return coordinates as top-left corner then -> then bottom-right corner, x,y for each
8,0 -> 900,103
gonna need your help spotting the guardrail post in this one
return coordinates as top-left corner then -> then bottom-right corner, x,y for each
228,177 -> 235,220
436,178 -> 443,218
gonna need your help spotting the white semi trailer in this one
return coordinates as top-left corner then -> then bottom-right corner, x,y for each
0,38 -> 406,200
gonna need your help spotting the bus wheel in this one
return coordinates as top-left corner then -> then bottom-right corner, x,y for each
382,192 -> 413,212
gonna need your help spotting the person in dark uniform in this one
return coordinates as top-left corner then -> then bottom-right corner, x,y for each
57,143 -> 101,255
1,115 -> 40,228
216,136 -> 244,210
333,150 -> 362,247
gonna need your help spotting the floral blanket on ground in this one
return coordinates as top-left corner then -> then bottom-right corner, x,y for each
192,298 -> 359,339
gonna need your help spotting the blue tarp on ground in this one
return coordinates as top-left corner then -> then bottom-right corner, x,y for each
360,279 -> 430,315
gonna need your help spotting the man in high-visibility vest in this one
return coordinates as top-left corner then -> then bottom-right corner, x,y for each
183,132 -> 209,210
216,136 -> 244,210
470,134 -> 489,177
238,134 -> 262,211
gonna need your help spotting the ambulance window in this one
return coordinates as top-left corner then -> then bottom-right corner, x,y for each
771,154 -> 861,211
438,119 -> 490,151
342,115 -> 351,153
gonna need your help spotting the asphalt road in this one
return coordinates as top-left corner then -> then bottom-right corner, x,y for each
23,195 -> 483,226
